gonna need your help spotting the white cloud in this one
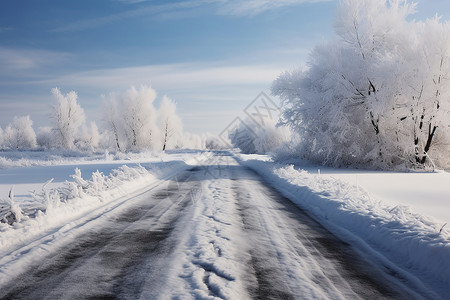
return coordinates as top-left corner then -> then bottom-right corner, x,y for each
53,0 -> 333,32
19,62 -> 282,134
32,62 -> 283,92
216,0 -> 333,17
0,48 -> 71,74
53,1 -> 209,32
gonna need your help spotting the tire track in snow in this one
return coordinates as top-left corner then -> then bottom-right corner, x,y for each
233,166 -> 417,299
161,155 -> 252,300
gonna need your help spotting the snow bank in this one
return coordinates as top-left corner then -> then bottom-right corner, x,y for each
0,157 -> 198,255
238,155 -> 450,298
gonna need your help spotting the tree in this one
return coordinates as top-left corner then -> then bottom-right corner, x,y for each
2,125 -> 15,149
36,127 -> 53,149
108,85 -> 159,151
229,118 -> 290,154
103,98 -> 123,152
158,96 -> 183,151
0,126 -> 4,149
0,116 -> 37,149
272,0 -> 450,170
76,122 -> 100,151
51,88 -> 86,149
12,115 -> 37,149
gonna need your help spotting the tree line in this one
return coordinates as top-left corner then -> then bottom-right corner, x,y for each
0,85 -> 219,152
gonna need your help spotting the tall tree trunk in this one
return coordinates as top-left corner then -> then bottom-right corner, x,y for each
420,124 -> 438,165
162,122 -> 168,151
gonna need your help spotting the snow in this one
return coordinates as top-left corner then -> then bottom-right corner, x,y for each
0,150 -> 202,204
237,154 -> 450,298
159,160 -> 250,299
0,149 -> 449,298
313,168 -> 450,225
0,150 -> 210,256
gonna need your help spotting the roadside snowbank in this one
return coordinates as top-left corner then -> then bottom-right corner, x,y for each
0,151 -> 211,256
237,154 -> 450,298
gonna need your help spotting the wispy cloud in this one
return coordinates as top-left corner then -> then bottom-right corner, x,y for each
53,0 -> 332,32
52,0 -> 210,32
0,26 -> 13,33
216,0 -> 333,17
8,61 -> 282,133
0,48 -> 71,74
31,62 -> 282,92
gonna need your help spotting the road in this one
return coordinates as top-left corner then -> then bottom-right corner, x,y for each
0,152 -> 418,299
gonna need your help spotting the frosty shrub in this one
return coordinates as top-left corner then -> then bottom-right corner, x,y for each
0,186 -> 24,225
272,0 -> 450,170
29,165 -> 150,215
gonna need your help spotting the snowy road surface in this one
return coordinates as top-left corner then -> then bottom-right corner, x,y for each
0,152 -> 420,299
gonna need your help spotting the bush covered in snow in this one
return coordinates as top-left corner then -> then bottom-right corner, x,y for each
229,118 -> 291,154
0,165 -> 152,226
273,0 -> 450,170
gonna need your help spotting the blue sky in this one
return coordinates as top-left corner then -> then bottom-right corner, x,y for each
0,0 -> 449,134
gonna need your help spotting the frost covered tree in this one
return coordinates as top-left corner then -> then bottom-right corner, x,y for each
0,126 -> 3,149
158,96 -> 183,151
103,98 -> 123,152
75,122 -> 100,151
12,116 -> 37,149
2,125 -> 15,149
0,116 -> 37,149
229,123 -> 256,154
121,85 -> 159,151
36,127 -> 53,149
229,119 -> 290,154
51,88 -> 86,149
205,135 -> 227,150
273,0 -> 450,169
102,85 -> 159,151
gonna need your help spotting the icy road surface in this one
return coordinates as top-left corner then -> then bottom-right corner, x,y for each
0,152 -> 418,299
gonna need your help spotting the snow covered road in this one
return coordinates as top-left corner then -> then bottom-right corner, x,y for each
0,152 -> 420,299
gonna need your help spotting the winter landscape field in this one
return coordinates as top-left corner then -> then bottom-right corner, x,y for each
1,0 -> 450,299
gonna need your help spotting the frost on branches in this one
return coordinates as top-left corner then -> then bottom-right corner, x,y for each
229,118 -> 290,154
272,0 -> 450,170
103,85 -> 186,152
51,88 -> 86,150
